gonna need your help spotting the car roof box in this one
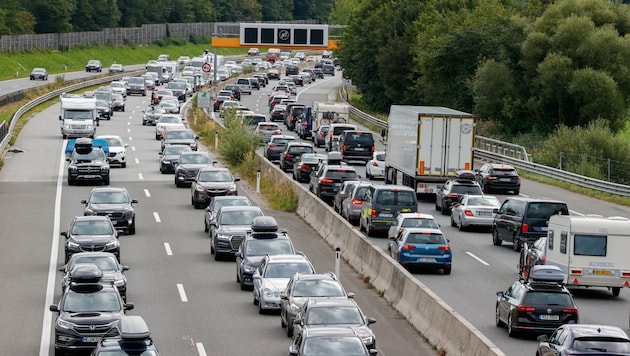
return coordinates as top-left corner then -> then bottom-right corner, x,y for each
74,138 -> 93,154
455,170 -> 475,181
251,216 -> 278,233
69,263 -> 103,283
118,316 -> 152,340
529,265 -> 565,283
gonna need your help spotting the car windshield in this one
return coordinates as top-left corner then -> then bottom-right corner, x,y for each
159,116 -> 181,124
90,191 -> 129,204
128,77 -> 144,84
401,218 -> 440,229
522,291 -> 573,306
62,290 -> 120,313
451,185 -> 482,195
73,150 -> 106,161
71,256 -> 119,272
374,153 -> 385,161
166,131 -> 194,139
213,199 -> 250,211
96,100 -> 108,107
110,82 -> 123,88
491,168 -> 518,176
467,197 -> 500,206
245,239 -> 293,256
303,337 -> 366,355
346,133 -> 374,144
405,233 -> 446,245
198,170 -> 232,182
71,220 -> 114,235
572,338 -> 630,353
163,146 -> 191,155
102,137 -> 123,147
306,306 -> 364,325
293,280 -> 345,298
168,82 -> 186,89
220,210 -> 262,225
179,154 -> 210,164
264,263 -> 313,278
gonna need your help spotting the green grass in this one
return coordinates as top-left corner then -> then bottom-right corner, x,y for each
0,43 -> 248,81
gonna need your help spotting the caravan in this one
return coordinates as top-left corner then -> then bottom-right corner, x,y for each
544,215 -> 630,296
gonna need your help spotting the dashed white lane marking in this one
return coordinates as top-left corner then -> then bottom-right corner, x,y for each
153,212 -> 161,222
164,243 -> 173,256
466,251 -> 490,266
196,343 -> 207,356
177,284 -> 188,302
138,173 -> 144,180
135,158 -> 139,164
144,189 -> 151,197
131,146 -> 136,151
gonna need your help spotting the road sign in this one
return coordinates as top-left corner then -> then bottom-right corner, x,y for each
201,62 -> 212,73
240,23 -> 328,47
197,91 -> 211,109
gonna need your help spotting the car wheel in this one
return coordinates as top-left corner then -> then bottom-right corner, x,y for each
435,200 -> 441,211
287,323 -> 293,337
67,177 -> 74,186
142,121 -> 147,126
103,176 -> 110,185
54,348 -> 66,356
366,220 -> 374,237
441,202 -> 449,215
359,217 -> 365,232
507,314 -> 517,337
612,287 -> 621,297
214,251 -> 221,261
253,293 -> 259,305
281,314 -> 287,328
258,301 -> 265,314
514,189 -> 520,195
240,279 -> 247,291
204,220 -> 209,233
121,162 -> 126,168
175,180 -> 182,188
450,215 -> 457,227
457,217 -> 465,232
495,305 -> 505,327
128,220 -> 136,235
443,266 -> 452,275
512,235 -> 521,252
492,228 -> 502,246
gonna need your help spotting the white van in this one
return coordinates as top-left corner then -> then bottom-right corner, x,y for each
545,215 -> 630,296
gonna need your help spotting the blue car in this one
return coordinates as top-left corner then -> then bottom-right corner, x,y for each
387,228 -> 452,274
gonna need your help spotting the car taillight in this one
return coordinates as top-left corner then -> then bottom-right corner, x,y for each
562,307 -> 578,314
446,193 -> 459,199
541,256 -> 546,264
371,161 -> 378,167
371,209 -> 377,217
321,178 -> 334,184
517,305 -> 535,313
401,244 -> 415,251
522,223 -> 529,233
351,198 -> 363,205
273,130 -> 282,134
284,153 -> 293,159
371,146 -> 375,152
268,143 -> 276,147
464,210 -> 474,217
255,130 -> 262,134
318,132 -> 323,138
342,145 -> 347,151
487,176 -> 498,180
300,164 -> 310,169
438,245 -> 451,252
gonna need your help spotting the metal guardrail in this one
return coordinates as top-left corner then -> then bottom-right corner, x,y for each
0,70 -> 144,154
339,85 -> 630,197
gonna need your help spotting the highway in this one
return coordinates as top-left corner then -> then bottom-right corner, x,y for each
0,69 -> 434,355
1,63 -> 630,356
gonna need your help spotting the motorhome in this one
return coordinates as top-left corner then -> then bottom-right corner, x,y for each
59,94 -> 97,139
545,214 -> 630,296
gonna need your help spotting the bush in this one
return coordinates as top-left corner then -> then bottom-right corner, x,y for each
218,112 -> 261,166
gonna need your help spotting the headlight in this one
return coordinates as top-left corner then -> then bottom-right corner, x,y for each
243,265 -> 256,273
361,336 -> 374,345
66,241 -> 80,249
87,124 -> 94,129
84,209 -> 95,216
195,185 -> 205,192
106,240 -> 120,249
228,184 -> 237,192
113,278 -> 126,287
217,233 -> 230,240
162,160 -> 170,164
64,124 -> 71,129
56,318 -> 74,330
101,166 -> 109,172
69,165 -> 77,171
263,287 -> 279,298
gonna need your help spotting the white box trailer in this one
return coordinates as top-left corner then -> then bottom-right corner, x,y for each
384,105 -> 475,196
311,102 -> 349,132
545,215 -> 630,296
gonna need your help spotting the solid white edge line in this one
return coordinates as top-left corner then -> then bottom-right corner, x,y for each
164,243 -> 173,256
144,189 -> 151,198
196,342 -> 207,356
465,251 -> 490,266
153,212 -> 161,223
177,284 -> 188,302
39,140 -> 65,355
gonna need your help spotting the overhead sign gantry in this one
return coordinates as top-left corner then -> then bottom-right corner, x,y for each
211,23 -> 338,50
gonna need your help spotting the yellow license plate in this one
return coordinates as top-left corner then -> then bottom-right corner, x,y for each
594,270 -> 612,275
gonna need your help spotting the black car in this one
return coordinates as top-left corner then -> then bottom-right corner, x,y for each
288,326 -> 377,356
293,153 -> 328,183
270,104 -> 287,122
204,196 -> 252,232
82,187 -> 138,235
495,265 -> 579,338
159,144 -> 192,174
265,135 -> 296,162
96,99 -> 112,120
213,95 -> 231,112
190,167 -> 239,209
50,270 -> 133,356
312,68 -> 324,79
142,107 -> 166,126
235,216 -> 296,290
86,59 -> 103,72
91,316 -> 160,355
67,140 -> 110,186
209,206 -> 265,260
60,252 -> 129,301
62,216 -> 120,263
338,130 -> 375,163
286,64 -> 300,76
280,142 -> 314,172
310,165 -> 360,203
267,69 -> 280,80
160,128 -> 199,152
536,324 -> 630,356
166,81 -> 187,102
475,163 -> 521,194
434,171 -> 483,215
224,84 -> 242,100
174,152 -> 215,187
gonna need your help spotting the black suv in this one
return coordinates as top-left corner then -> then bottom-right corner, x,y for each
91,316 -> 159,355
475,163 -> 521,194
495,265 -> 578,338
309,164 -> 360,203
209,205 -> 264,260
235,216 -> 297,290
174,152 -> 215,187
61,216 -> 120,263
286,64 -> 299,76
224,84 -> 241,100
338,130 -> 375,163
435,171 -> 483,215
82,187 -> 138,235
280,142 -> 314,172
49,267 -> 134,356
492,197 -> 569,251
67,138 -> 110,186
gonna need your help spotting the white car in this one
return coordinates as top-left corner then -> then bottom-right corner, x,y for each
294,52 -> 306,61
298,72 -> 312,84
182,66 -> 196,77
387,213 -> 441,240
177,56 -> 191,66
109,81 -> 127,98
96,135 -> 128,168
216,68 -> 230,81
252,254 -> 316,314
155,115 -> 185,140
365,151 -> 386,179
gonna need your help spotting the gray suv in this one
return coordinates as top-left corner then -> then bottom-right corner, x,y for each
209,206 -> 264,260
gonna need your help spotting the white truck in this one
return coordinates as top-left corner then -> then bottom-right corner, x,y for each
384,105 -> 475,196
544,215 -> 630,296
59,94 -> 97,139
311,102 -> 349,133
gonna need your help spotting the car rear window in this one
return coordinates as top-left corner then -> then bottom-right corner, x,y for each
375,153 -> 385,161
491,168 -> 518,176
332,126 -> 355,135
451,185 -> 483,195
288,146 -> 314,154
406,233 -> 446,244
402,218 -> 440,229
525,203 -> 569,219
572,339 -> 630,353
345,133 -> 374,144
523,291 -> 573,306
326,170 -> 358,180
375,190 -> 416,205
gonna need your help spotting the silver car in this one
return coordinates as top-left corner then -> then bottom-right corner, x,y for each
209,206 -> 264,260
341,183 -> 371,226
387,213 -> 441,240
450,194 -> 500,231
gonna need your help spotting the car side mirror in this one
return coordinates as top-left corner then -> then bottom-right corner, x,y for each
347,292 -> 355,299
537,334 -> 549,342
131,199 -> 139,204
122,265 -> 130,271
293,318 -> 302,325
124,302 -> 134,311
289,352 -> 299,356
493,208 -> 499,213
49,305 -> 59,312
60,232 -> 68,238
367,317 -> 376,325
235,252 -> 242,258
253,274 -> 261,280
58,266 -> 65,272
280,292 -> 288,300
81,200 -> 87,204
234,177 -> 241,182
59,115 -> 62,120
496,291 -> 504,297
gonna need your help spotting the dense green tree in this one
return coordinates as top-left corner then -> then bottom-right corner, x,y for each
72,0 -> 121,31
259,0 -> 293,21
328,0 -> 359,24
27,0 -> 76,33
0,1 -> 35,35
117,0 -> 149,27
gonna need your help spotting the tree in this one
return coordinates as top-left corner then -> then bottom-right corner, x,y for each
259,0 -> 293,21
328,0 -> 359,24
27,0 -> 76,33
72,0 -> 121,31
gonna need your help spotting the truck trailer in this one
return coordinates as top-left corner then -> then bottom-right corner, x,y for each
384,105 -> 475,196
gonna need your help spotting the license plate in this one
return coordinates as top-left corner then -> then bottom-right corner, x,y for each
83,175 -> 98,179
380,213 -> 393,218
499,178 -> 512,182
478,211 -> 492,216
540,227 -> 548,231
355,148 -> 365,151
420,258 -> 436,263
81,336 -> 102,343
539,315 -> 559,321
594,270 -> 612,275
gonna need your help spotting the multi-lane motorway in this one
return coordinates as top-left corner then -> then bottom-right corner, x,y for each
1,65 -> 629,356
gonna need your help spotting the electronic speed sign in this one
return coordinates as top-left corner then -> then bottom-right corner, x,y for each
240,23 -> 328,47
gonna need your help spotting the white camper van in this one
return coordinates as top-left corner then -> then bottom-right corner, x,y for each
545,215 -> 630,296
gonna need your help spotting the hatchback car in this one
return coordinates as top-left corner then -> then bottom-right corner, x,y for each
475,163 -> 521,194
270,104 -> 287,121
210,206 -> 265,260
81,187 -> 138,235
255,122 -> 282,143
341,182 -> 372,226
435,171 -> 483,215
61,252 -> 129,301
265,135 -> 296,161
86,59 -> 103,72
292,153 -> 328,183
536,324 -> 630,355
174,152 -> 215,188
142,107 -> 166,126
280,142 -> 315,172
288,326 -> 376,356
386,213 -> 441,240
309,165 -> 360,203
495,265 -> 579,337
159,144 -> 191,174
388,228 -> 452,274
253,254 -> 316,314
333,180 -> 361,215
30,67 -> 48,80
204,196 -> 252,233
155,115 -> 185,140
365,151 -> 385,179
281,273 -> 354,336
190,167 -> 239,209
111,94 -> 125,112
450,194 -> 501,231
61,216 -> 120,263
312,125 -> 330,148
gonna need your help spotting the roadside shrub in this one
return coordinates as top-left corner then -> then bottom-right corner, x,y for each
218,112 -> 260,166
